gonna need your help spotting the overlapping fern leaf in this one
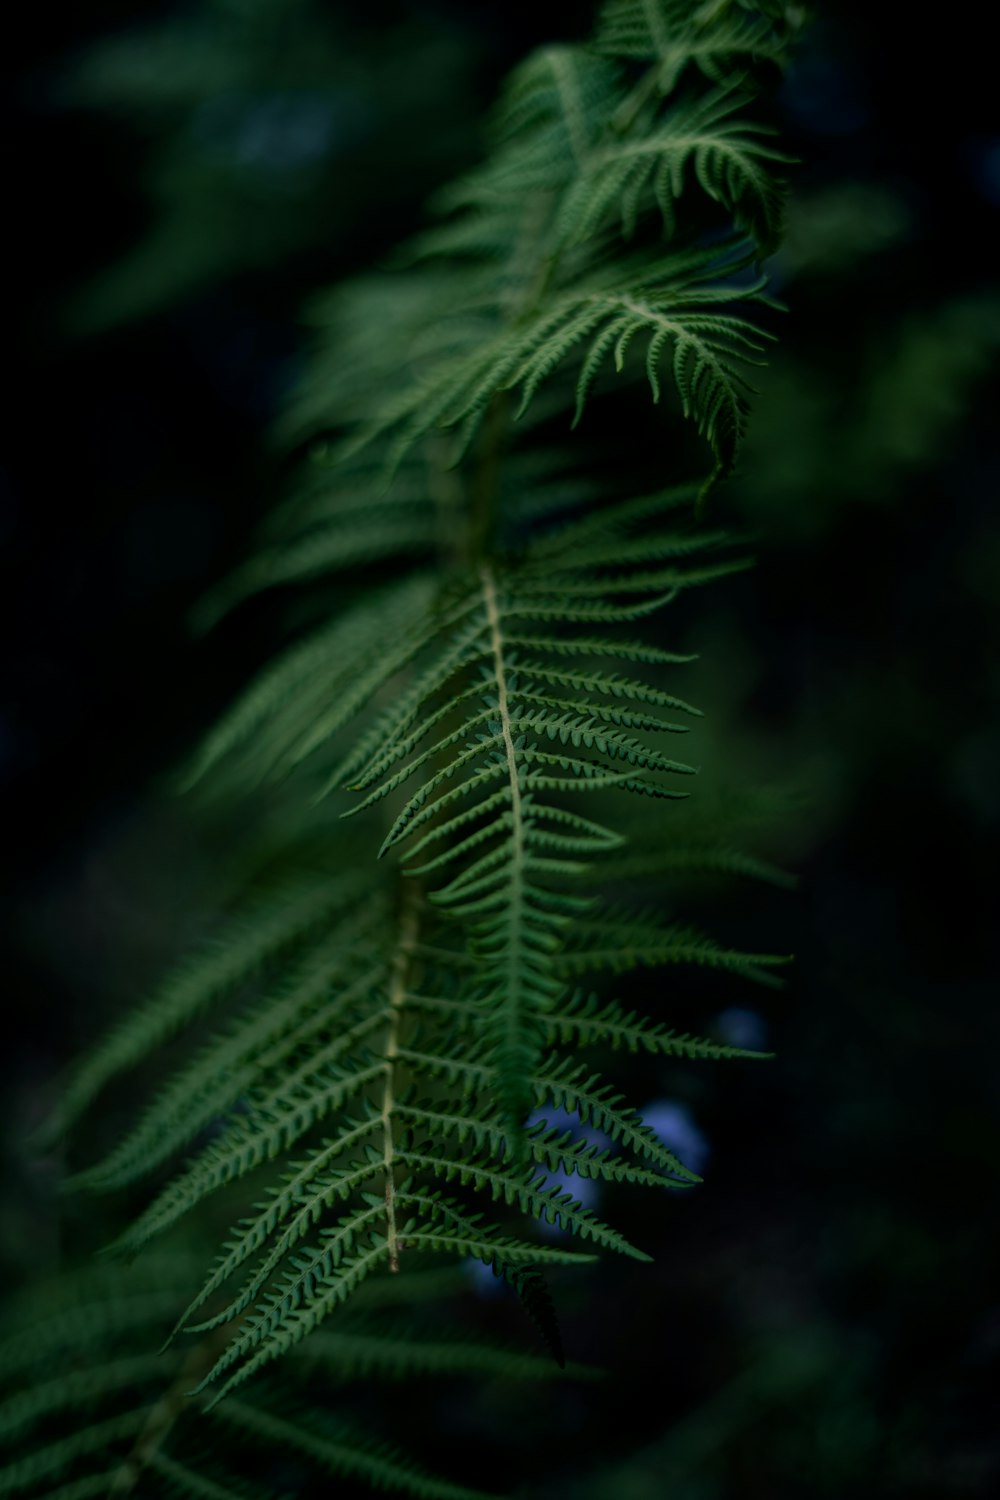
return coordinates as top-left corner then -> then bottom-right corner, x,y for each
0,1258 -> 574,1500
43,3 -> 802,1496
54,840 -> 782,1408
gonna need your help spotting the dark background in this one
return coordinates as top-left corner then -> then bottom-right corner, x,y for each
2,3 -> 998,1496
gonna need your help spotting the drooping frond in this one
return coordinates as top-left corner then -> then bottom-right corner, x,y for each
45,4 -> 802,1488
61,439 -> 792,1400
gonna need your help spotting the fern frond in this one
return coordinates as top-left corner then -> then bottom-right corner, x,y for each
479,47 -> 623,191
555,911 -> 791,984
595,0 -> 794,94
0,1256 -> 563,1500
195,454 -> 442,627
0,1357 -> 168,1446
0,1289 -> 184,1380
389,1034 -> 702,1188
194,1199 -> 594,1405
396,1146 -> 649,1259
331,524 -> 731,1131
286,1323 -> 583,1383
61,842 -> 778,1401
532,1055 -> 703,1183
47,0 -> 802,1464
210,1400 -> 495,1500
600,840 -> 797,886
492,1263 -> 567,1370
182,573 -> 439,788
273,1 -> 792,493
141,1453 -> 270,1500
67,903 -> 385,1195
0,1409 -> 151,1498
542,989 -> 773,1058
345,244 -> 771,481
559,84 -> 791,252
44,871 -> 358,1146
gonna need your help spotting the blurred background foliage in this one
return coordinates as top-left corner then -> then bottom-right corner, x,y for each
57,0 -> 485,333
2,1 -> 998,1497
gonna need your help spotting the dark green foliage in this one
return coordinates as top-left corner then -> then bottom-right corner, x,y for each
0,1259 -> 574,1500
34,3 -> 804,1497
58,0 -> 484,334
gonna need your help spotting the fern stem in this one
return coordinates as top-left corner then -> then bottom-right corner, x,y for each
480,568 -> 524,872
108,1329 -> 229,1499
381,888 -> 421,1272
480,564 -> 530,1132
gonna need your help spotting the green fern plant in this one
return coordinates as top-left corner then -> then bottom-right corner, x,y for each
31,2 -> 806,1496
